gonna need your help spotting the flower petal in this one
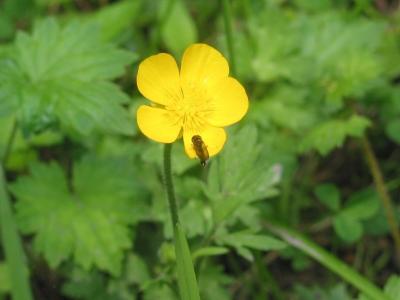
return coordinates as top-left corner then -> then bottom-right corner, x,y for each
206,77 -> 249,127
180,44 -> 229,90
137,105 -> 181,143
183,126 -> 226,158
137,53 -> 182,106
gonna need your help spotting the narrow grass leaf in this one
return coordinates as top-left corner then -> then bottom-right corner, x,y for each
174,223 -> 201,300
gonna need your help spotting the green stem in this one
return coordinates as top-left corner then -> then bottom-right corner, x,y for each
0,123 -> 33,300
163,143 -> 179,228
265,221 -> 389,300
222,0 -> 236,76
163,144 -> 201,300
361,136 -> 400,265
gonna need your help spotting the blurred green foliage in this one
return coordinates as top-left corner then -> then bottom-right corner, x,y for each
0,0 -> 399,299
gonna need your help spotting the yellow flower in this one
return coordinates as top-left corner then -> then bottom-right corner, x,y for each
136,43 -> 248,159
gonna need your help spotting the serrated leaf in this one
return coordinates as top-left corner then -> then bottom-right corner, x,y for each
0,18 -> 135,136
315,183 -> 341,212
300,115 -> 371,155
11,157 -> 145,275
206,125 -> 280,224
62,269 -> 116,300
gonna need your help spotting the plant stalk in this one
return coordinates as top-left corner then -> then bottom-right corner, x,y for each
163,143 -> 179,229
222,0 -> 236,76
361,136 -> 400,265
265,221 -> 389,300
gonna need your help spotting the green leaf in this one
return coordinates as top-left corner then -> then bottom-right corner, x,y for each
62,269 -> 116,300
161,0 -> 197,57
384,275 -> 400,300
343,189 -> 379,220
199,266 -> 232,300
386,119 -> 400,144
0,166 -> 33,300
174,223 -> 201,300
143,284 -> 177,300
219,231 -> 287,252
333,213 -> 363,243
294,283 -> 352,300
205,125 -> 280,224
192,247 -> 229,261
87,0 -> 142,41
254,85 -> 318,133
0,18 -> 136,136
299,115 -> 371,155
315,183 -> 341,212
0,263 -> 10,293
11,157 -> 146,275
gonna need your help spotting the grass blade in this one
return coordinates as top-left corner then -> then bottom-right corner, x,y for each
265,221 -> 389,300
174,223 -> 201,300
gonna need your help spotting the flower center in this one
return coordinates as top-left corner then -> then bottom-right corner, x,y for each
167,85 -> 212,132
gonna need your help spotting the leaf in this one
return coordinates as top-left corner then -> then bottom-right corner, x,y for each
143,284 -> 177,300
315,183 -> 341,212
294,283 -> 353,300
343,189 -> 379,221
0,263 -> 10,293
125,254 -> 151,288
386,119 -> 400,144
0,18 -> 136,136
161,0 -> 198,57
192,247 -> 229,261
384,275 -> 400,300
299,115 -> 371,155
62,269 -> 117,300
219,231 -> 287,252
0,166 -> 33,300
174,223 -> 201,300
87,0 -> 142,41
205,125 -> 280,224
254,85 -> 318,133
198,265 -> 232,300
11,157 -> 147,275
333,213 -> 363,243
180,200 -> 206,238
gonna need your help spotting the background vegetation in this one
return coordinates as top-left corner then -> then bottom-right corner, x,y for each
0,0 -> 400,299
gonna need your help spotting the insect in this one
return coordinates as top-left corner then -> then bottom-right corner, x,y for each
192,135 -> 209,167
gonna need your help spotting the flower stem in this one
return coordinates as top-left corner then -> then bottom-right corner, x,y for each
361,136 -> 400,265
265,221 -> 389,300
163,143 -> 179,227
222,0 -> 237,76
0,121 -> 33,300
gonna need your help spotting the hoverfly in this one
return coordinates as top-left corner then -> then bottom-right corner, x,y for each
192,135 -> 209,167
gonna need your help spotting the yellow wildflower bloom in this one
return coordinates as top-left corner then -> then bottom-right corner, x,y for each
136,43 -> 248,158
